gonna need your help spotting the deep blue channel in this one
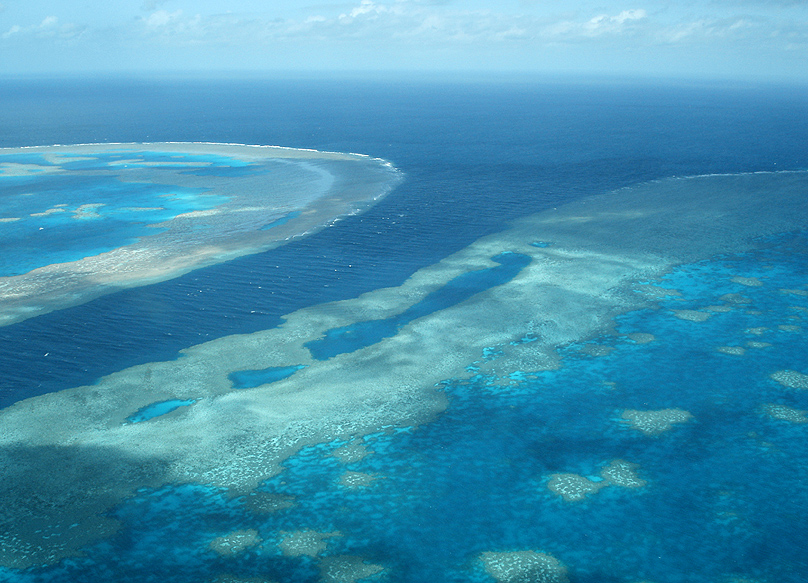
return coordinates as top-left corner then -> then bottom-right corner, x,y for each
0,78 -> 806,407
306,252 -> 531,360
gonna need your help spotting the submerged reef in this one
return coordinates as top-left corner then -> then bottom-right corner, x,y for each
240,491 -> 296,514
332,439 -> 373,464
762,404 -> 807,423
672,309 -> 712,322
547,459 -> 646,501
277,530 -> 341,557
339,471 -> 380,489
2,171 -> 808,568
771,369 -> 808,390
317,556 -> 385,583
208,530 -> 262,557
621,409 -> 694,436
479,550 -> 569,583
211,576 -> 276,583
0,143 -> 400,326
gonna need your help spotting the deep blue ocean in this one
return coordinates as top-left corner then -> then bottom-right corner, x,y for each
1,76 -> 807,582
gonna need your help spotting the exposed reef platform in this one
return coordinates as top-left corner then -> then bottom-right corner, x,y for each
1,171 -> 807,569
0,142 -> 400,326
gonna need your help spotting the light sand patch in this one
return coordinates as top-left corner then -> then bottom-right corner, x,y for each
0,142 -> 402,326
771,369 -> 808,389
626,332 -> 655,344
318,556 -> 385,583
717,346 -> 746,356
599,459 -> 646,488
479,550 -> 569,583
778,324 -> 801,332
71,203 -> 105,220
333,440 -> 373,464
635,285 -> 681,298
241,492 -> 295,514
546,473 -> 606,502
278,530 -> 341,557
339,471 -> 379,489
763,404 -> 807,424
547,459 -> 646,501
30,208 -> 67,217
578,344 -> 615,357
0,162 -> 63,176
0,217 -> 21,222
174,209 -> 221,219
621,408 -> 693,436
731,276 -> 763,287
209,529 -> 261,557
780,288 -> 808,297
211,575 -> 277,583
672,310 -> 711,322
745,327 -> 769,335
720,293 -> 752,304
3,170 -> 808,567
746,341 -> 772,349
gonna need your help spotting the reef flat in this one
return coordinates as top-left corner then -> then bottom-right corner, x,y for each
0,143 -> 400,326
0,171 -> 807,570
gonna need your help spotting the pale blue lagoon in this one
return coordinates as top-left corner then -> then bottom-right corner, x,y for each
0,78 -> 807,583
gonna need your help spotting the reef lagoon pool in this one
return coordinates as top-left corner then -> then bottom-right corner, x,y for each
0,142 -> 400,327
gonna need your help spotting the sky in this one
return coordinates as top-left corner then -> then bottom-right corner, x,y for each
0,0 -> 807,80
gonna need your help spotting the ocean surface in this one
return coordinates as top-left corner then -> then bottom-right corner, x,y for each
0,76 -> 807,583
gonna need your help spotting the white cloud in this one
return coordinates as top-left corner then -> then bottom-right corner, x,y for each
2,24 -> 20,39
661,15 -> 765,43
546,8 -> 650,38
146,9 -> 183,28
1,15 -> 86,42
2,0 -> 807,78
40,16 -> 59,29
614,9 -> 648,24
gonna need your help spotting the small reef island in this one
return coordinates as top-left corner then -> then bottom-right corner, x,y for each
0,142 -> 400,326
0,146 -> 807,581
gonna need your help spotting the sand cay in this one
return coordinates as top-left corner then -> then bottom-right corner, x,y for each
0,171 -> 807,569
0,142 -> 401,326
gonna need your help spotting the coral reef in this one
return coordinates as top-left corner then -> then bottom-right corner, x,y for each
479,550 -> 569,583
771,370 -> 808,390
278,530 -> 341,557
209,530 -> 261,557
318,556 -> 385,583
621,409 -> 693,436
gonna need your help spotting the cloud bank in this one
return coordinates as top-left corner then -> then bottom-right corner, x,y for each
0,0 -> 806,78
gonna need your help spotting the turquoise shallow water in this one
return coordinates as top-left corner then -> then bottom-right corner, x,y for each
229,366 -> 308,389
0,150 -> 251,276
306,252 -> 531,361
2,79 -> 808,583
8,231 -> 805,583
127,399 -> 197,423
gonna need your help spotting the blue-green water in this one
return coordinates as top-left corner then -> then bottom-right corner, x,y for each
229,365 -> 307,389
9,231 -> 805,583
1,78 -> 807,583
127,399 -> 197,423
306,252 -> 531,361
0,150 -> 250,276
